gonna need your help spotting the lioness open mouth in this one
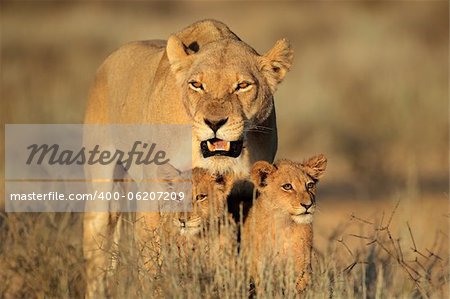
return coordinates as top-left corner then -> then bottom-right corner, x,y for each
200,138 -> 243,158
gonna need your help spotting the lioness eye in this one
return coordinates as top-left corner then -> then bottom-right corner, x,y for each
235,81 -> 251,91
282,183 -> 293,191
189,81 -> 204,91
196,194 -> 207,202
306,182 -> 315,190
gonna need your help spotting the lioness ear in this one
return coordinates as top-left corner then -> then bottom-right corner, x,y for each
157,162 -> 181,191
259,38 -> 294,94
301,154 -> 327,181
251,161 -> 276,188
166,35 -> 194,84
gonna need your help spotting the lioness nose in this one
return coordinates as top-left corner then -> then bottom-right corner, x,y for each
204,118 -> 228,133
300,202 -> 313,211
178,218 -> 186,227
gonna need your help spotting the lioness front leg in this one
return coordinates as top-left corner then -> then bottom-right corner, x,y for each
83,160 -> 119,298
83,211 -> 120,298
294,247 -> 312,294
295,269 -> 311,294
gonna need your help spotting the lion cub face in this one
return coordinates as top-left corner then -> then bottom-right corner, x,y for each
251,155 -> 327,224
166,35 -> 293,175
158,164 -> 233,235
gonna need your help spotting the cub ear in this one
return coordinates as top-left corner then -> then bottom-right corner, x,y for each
259,38 -> 294,94
251,161 -> 276,188
166,35 -> 194,83
301,154 -> 327,181
157,162 -> 181,191
214,172 -> 234,193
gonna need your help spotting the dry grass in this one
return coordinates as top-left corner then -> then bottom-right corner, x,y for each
0,212 -> 85,298
0,196 -> 448,298
1,1 -> 448,298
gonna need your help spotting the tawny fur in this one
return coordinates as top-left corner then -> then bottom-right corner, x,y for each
243,155 -> 327,294
83,19 -> 293,297
171,168 -> 237,264
136,166 -> 235,274
156,166 -> 234,239
84,19 -> 293,177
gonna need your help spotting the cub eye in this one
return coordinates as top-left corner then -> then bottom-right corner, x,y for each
235,81 -> 252,91
306,182 -> 315,190
189,81 -> 204,91
282,183 -> 293,191
195,194 -> 208,202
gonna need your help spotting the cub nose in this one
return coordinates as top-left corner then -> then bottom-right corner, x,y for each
300,202 -> 313,211
178,218 -> 186,227
204,118 -> 228,133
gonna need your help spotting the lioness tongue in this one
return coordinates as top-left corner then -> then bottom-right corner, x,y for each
207,140 -> 231,151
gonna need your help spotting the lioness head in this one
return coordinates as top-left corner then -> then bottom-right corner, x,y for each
166,26 -> 293,176
158,164 -> 234,236
251,154 -> 327,224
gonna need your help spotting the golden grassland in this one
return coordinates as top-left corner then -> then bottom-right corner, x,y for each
1,1 -> 448,298
0,195 -> 448,298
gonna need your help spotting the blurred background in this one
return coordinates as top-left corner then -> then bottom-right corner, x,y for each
1,0 -> 448,273
2,1 -> 447,196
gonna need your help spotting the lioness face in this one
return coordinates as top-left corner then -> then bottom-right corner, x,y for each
158,164 -> 233,236
167,37 -> 293,175
251,155 -> 327,224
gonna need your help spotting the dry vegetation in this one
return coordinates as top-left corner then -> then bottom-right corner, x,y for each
0,198 -> 448,298
1,1 -> 448,298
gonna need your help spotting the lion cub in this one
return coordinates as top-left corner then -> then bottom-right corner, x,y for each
156,164 -> 234,238
243,154 -> 327,294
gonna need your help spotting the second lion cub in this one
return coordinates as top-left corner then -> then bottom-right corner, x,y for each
243,154 -> 327,294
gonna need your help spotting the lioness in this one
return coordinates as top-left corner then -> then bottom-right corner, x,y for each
243,155 -> 327,294
83,19 -> 293,297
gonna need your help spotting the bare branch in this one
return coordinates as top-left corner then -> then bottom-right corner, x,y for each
397,239 -> 404,263
407,222 -> 418,251
349,213 -> 374,225
337,238 -> 354,258
348,234 -> 372,240
386,200 -> 400,229
426,249 -> 443,261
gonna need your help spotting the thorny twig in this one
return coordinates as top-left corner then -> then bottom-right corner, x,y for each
337,238 -> 354,258
350,213 -> 374,225
348,234 -> 372,240
407,222 -> 427,259
339,200 -> 448,298
376,200 -> 400,231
